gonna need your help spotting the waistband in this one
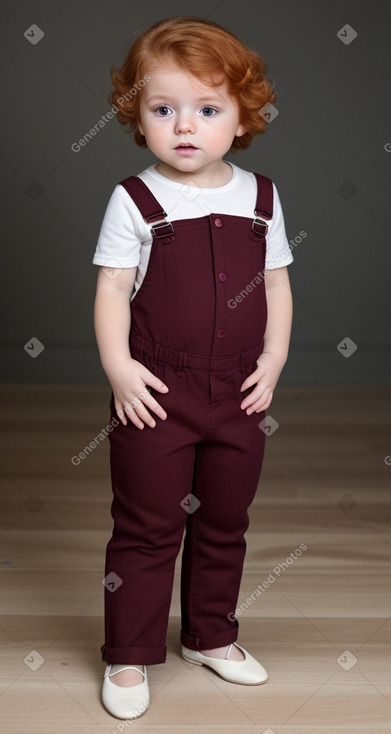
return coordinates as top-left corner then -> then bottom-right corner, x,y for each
130,333 -> 263,372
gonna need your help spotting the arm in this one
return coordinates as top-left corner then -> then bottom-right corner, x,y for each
94,266 -> 135,371
262,265 -> 293,365
239,266 -> 293,414
93,266 -> 169,429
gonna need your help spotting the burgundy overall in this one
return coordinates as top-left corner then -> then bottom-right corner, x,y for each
101,171 -> 273,665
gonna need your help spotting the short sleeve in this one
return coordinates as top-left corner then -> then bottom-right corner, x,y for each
92,185 -> 142,268
265,183 -> 294,270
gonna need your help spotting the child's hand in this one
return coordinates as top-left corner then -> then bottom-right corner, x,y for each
239,352 -> 286,415
107,357 -> 169,429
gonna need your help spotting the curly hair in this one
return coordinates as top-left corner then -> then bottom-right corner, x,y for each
108,16 -> 277,153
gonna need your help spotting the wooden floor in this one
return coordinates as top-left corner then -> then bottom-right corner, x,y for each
0,382 -> 390,733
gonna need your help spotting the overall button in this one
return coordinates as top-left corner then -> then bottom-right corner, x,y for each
217,329 -> 226,338
214,218 -> 223,227
218,272 -> 227,282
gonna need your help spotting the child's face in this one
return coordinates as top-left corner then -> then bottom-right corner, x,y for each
137,58 -> 246,181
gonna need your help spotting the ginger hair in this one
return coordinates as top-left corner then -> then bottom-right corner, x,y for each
108,16 -> 277,152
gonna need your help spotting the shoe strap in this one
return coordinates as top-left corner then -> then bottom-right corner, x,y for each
225,643 -> 234,660
105,664 -> 145,678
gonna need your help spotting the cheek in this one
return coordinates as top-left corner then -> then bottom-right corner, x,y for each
152,126 -> 170,145
206,125 -> 234,148
143,124 -> 171,152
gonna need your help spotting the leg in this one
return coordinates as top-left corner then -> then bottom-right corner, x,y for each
180,369 -> 266,651
102,388 -> 199,666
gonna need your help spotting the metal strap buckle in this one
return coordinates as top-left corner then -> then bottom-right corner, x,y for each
150,220 -> 175,239
252,218 -> 269,236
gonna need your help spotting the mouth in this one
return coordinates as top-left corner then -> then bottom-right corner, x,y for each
175,143 -> 198,150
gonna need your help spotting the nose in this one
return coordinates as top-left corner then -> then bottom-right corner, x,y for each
174,112 -> 195,134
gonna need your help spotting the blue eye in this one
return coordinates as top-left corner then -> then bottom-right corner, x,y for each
201,107 -> 217,117
155,106 -> 172,116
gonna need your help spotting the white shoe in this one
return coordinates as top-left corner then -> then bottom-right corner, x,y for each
182,642 -> 268,685
102,664 -> 150,719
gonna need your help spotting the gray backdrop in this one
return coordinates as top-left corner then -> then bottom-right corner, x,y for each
1,0 -> 390,385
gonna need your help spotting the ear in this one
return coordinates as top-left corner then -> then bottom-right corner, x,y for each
235,122 -> 247,137
137,118 -> 145,136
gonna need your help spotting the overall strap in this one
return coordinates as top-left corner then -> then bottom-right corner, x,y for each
118,175 -> 175,244
251,173 -> 274,239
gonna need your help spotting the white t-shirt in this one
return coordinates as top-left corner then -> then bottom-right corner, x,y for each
93,161 -> 293,301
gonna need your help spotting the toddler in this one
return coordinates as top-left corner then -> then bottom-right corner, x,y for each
93,15 -> 293,720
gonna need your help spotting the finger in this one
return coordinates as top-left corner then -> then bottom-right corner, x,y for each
246,391 -> 273,414
147,398 -> 167,420
240,385 -> 263,409
125,398 -> 158,429
128,390 -> 165,422
114,402 -> 127,425
144,371 -> 169,394
247,401 -> 265,414
123,402 -> 147,429
240,371 -> 260,392
140,389 -> 167,420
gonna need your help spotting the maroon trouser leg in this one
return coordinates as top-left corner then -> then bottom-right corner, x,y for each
101,346 -> 265,665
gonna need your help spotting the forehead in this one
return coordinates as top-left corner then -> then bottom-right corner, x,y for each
143,57 -> 228,97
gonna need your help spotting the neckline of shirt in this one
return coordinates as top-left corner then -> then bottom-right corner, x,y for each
142,161 -> 239,195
